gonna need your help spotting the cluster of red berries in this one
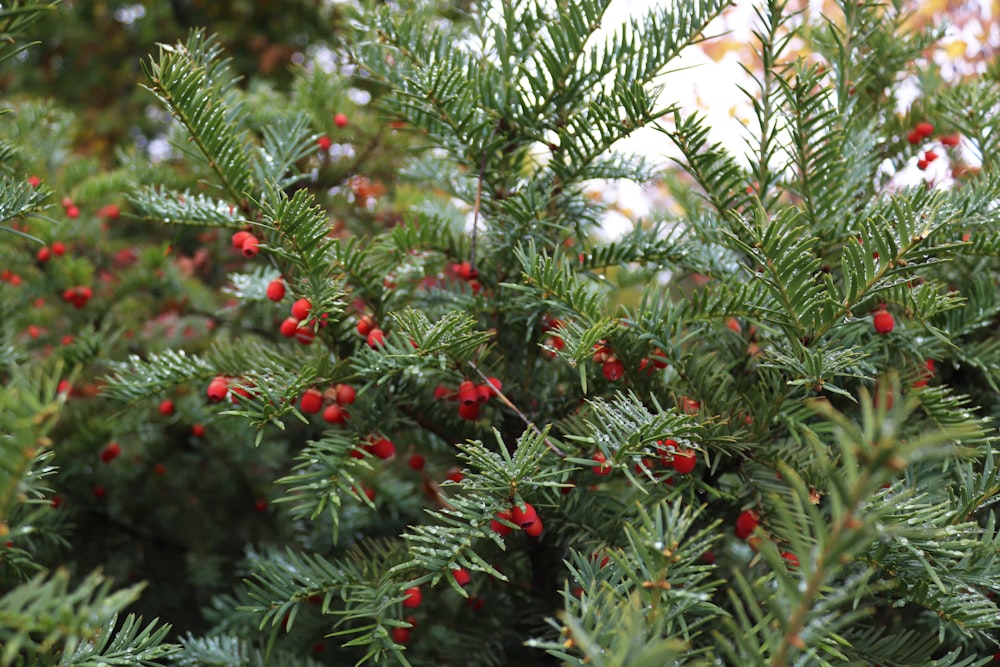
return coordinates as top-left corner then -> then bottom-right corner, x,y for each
353,435 -> 396,460
916,149 -> 939,171
434,378 -> 501,420
1,270 -> 22,286
299,383 -> 356,424
491,501 -> 543,538
540,317 -> 564,359
231,229 -> 260,258
594,438 -> 699,480
906,121 -> 935,145
61,285 -> 93,309
355,314 -> 386,348
205,375 -> 254,403
60,196 -> 80,220
279,298 -> 322,345
36,241 -> 66,263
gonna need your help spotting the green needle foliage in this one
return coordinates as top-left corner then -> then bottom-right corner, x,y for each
2,0 -> 1000,664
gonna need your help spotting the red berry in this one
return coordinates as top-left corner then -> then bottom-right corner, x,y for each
191,423 -> 206,437
924,150 -> 938,162
159,399 -> 175,416
27,175 -> 41,187
100,442 -> 121,463
523,517 -> 544,537
917,159 -> 928,170
366,328 -> 386,348
475,385 -> 492,403
97,204 -> 120,220
279,317 -> 300,338
334,113 -> 349,128
37,246 -> 51,262
66,205 -> 79,219
915,121 -> 934,137
445,467 -> 464,483
592,451 -> 611,475
207,377 -> 228,402
356,314 -> 375,337
57,379 -> 72,395
510,502 -> 539,529
735,510 -> 760,539
154,463 -> 167,475
93,484 -> 107,499
490,510 -> 514,536
369,437 -> 396,459
323,403 -> 348,424
241,234 -> 260,257
873,307 -> 894,334
656,439 -> 678,466
601,358 -> 624,381
51,241 -> 65,256
452,568 -> 471,587
291,298 -> 312,321
266,278 -> 286,302
336,384 -> 357,405
457,402 -> 480,420
433,385 -> 452,400
255,499 -> 268,513
294,324 -> 316,345
681,397 -> 700,414
402,586 -> 422,608
781,551 -> 799,568
485,377 -> 502,395
940,134 -> 960,146
672,449 -> 697,474
300,389 -> 324,414
391,627 -> 411,644
231,230 -> 251,249
906,130 -> 921,144
317,134 -> 332,151
408,452 -> 425,470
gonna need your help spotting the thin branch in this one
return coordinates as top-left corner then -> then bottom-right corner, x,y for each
467,361 -> 566,458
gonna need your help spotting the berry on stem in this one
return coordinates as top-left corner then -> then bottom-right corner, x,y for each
266,278 -> 286,302
300,389 -> 324,414
672,449 -> 697,475
402,586 -> 422,609
592,451 -> 611,475
366,328 -> 386,348
291,298 -> 312,321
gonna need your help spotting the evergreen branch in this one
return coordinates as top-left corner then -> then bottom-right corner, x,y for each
0,175 -> 48,229
59,614 -> 178,666
127,186 -> 245,228
253,113 -> 317,189
141,30 -> 254,202
0,569 -> 149,666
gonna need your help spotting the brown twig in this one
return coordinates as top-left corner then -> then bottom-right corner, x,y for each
467,361 -> 566,458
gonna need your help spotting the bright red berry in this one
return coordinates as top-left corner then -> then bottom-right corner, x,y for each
408,453 -> 425,470
510,502 -> 539,529
917,159 -> 928,170
368,437 -> 396,459
356,314 -> 375,337
241,234 -> 260,257
906,130 -> 921,144
336,384 -> 356,405
66,205 -> 79,219
940,134 -> 960,146
334,113 -> 349,128
601,358 -> 624,381
873,307 -> 894,334
27,175 -> 41,187
322,404 -> 348,424
523,517 -> 544,537
266,278 -> 286,302
100,442 -> 121,463
391,626 -> 411,644
735,510 -> 760,539
491,510 -> 514,536
36,246 -> 51,262
915,121 -> 934,137
279,317 -> 300,338
402,586 -> 422,608
207,377 -> 228,402
191,423 -> 206,437
231,230 -> 251,249
159,399 -> 175,416
300,389 -> 324,414
291,298 -> 312,321
366,328 -> 386,348
592,451 -> 611,475
457,402 -> 480,421
317,134 -> 332,151
924,150 -> 938,162
672,449 -> 697,474
452,567 -> 471,587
